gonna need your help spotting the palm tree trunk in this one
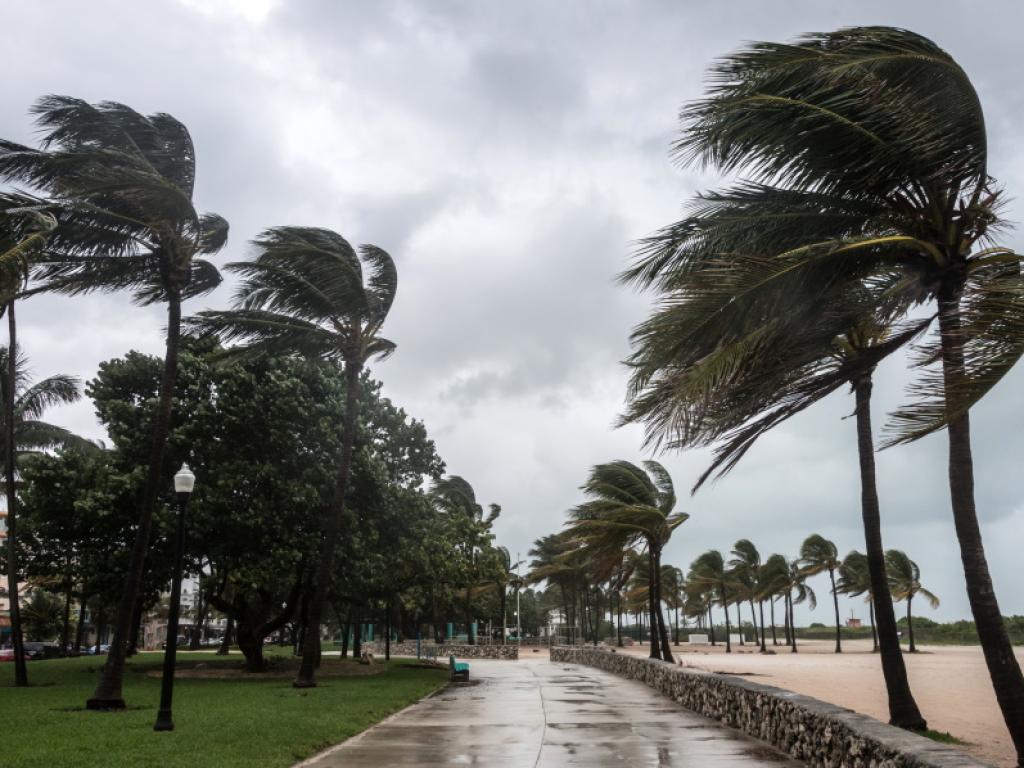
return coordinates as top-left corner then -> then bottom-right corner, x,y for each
870,600 -> 878,652
735,602 -> 744,645
647,549 -> 662,660
907,595 -> 916,653
788,593 -> 797,653
770,597 -> 778,646
722,586 -> 732,653
295,359 -> 362,687
499,583 -> 507,644
88,295 -> 182,709
4,300 -> 28,686
937,286 -> 1024,762
707,605 -> 715,645
852,374 -> 925,727
830,568 -> 842,653
653,548 -> 673,662
748,598 -> 758,650
758,600 -> 767,652
61,568 -> 72,657
616,591 -> 623,647
783,594 -> 791,646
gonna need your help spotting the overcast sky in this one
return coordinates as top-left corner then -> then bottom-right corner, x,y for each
5,1 -> 1024,625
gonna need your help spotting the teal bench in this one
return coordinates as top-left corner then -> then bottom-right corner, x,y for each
449,654 -> 469,682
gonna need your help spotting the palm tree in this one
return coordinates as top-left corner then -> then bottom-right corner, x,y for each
757,554 -> 788,647
621,27 -> 1023,746
191,227 -> 395,687
0,193 -> 56,687
689,550 -> 733,653
566,460 -> 688,663
780,558 -> 816,653
1,97 -> 229,708
886,550 -> 940,654
729,539 -> 764,651
799,535 -> 843,653
836,550 -> 877,652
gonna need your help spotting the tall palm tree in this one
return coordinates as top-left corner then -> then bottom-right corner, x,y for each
837,550 -> 877,652
886,550 -> 940,654
780,558 -> 816,653
689,550 -> 733,653
799,535 -> 843,653
191,227 -> 396,687
757,554 -> 788,647
0,193 -> 56,687
566,460 -> 688,663
0,97 -> 228,708
621,27 -> 1023,746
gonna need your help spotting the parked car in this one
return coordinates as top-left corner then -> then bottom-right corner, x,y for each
0,648 -> 14,662
22,642 -> 62,660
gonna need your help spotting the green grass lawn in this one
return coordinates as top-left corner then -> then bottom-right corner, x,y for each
1,651 -> 446,768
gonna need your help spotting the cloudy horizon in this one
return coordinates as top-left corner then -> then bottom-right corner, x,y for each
5,0 -> 1024,626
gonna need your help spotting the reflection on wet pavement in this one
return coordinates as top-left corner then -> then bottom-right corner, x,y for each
298,658 -> 802,767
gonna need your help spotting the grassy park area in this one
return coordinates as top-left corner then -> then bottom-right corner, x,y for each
0,652 -> 446,768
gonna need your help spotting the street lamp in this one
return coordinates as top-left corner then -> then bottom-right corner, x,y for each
154,463 -> 196,732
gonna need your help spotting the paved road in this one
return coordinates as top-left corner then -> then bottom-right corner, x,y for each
298,658 -> 801,767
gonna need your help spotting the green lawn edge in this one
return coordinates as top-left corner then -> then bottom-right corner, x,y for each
1,652 -> 447,768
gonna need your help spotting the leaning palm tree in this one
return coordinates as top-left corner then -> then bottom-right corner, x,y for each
0,193 -> 56,687
566,460 -> 688,662
837,550 -> 877,652
781,558 -> 816,653
622,27 -> 1024,747
689,550 -> 733,653
886,550 -> 940,654
757,554 -> 788,647
0,97 -> 228,708
729,539 -> 764,651
799,535 -> 843,653
191,227 -> 396,687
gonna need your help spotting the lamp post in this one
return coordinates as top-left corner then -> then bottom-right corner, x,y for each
154,463 -> 195,732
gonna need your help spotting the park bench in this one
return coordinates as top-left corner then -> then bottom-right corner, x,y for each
449,654 -> 470,682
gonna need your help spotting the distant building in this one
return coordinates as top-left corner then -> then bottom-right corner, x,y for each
846,617 -> 863,628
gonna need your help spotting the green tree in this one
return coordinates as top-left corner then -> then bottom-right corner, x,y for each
837,551 -> 877,651
730,539 -> 767,652
886,550 -> 940,654
688,550 -> 733,652
1,97 -> 228,708
566,460 -> 688,662
21,588 -> 64,642
0,192 -> 56,686
192,227 -> 396,687
799,535 -> 843,653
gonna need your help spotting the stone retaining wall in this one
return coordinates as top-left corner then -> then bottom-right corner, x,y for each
364,641 -> 518,660
551,647 -> 988,768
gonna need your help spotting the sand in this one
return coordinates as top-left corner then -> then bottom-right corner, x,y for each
599,638 -> 1020,767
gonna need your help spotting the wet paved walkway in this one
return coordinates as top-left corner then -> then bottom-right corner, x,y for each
298,658 -> 801,767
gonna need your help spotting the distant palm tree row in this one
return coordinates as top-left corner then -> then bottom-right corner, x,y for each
0,98 -> 396,702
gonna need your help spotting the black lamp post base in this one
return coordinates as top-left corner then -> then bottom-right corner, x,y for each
86,697 -> 126,711
153,710 -> 175,731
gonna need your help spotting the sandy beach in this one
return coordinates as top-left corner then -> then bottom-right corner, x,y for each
569,638 -> 1019,767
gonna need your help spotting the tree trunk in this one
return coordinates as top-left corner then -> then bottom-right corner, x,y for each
499,584 -> 507,644
707,605 -> 715,645
735,602 -> 744,645
937,285 -> 1024,762
646,548 -> 662,660
61,571 -> 73,657
4,300 -> 28,686
748,599 -> 759,651
126,595 -> 144,657
217,615 -> 233,655
853,374 -> 926,728
653,548 -> 673,662
770,597 -> 778,646
783,594 -> 791,646
870,600 -> 878,652
759,600 -> 767,652
722,586 -> 732,653
385,601 -> 391,661
616,591 -> 623,647
74,594 -> 88,655
88,295 -> 182,709
907,595 -> 916,653
789,593 -> 797,653
465,586 -> 474,645
295,359 -> 363,687
830,568 -> 842,653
